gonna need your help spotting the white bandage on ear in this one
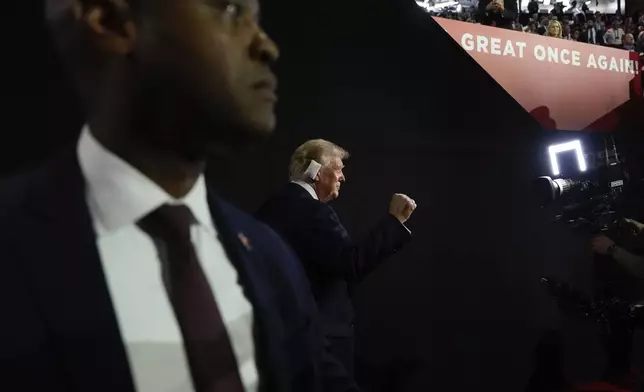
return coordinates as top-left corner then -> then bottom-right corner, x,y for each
304,160 -> 322,180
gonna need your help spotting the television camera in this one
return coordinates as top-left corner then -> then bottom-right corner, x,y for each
534,135 -> 644,326
533,135 -> 644,383
532,137 -> 630,234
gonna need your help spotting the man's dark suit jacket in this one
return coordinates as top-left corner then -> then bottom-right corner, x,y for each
580,28 -> 599,44
0,152 -> 356,392
256,183 -> 411,376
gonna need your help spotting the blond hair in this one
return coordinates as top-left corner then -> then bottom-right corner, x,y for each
547,20 -> 563,38
289,139 -> 349,181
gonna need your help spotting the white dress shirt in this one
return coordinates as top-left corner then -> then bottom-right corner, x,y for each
292,180 -> 319,200
77,127 -> 258,392
588,28 -> 597,44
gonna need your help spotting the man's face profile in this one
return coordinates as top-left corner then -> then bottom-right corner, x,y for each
136,0 -> 280,144
53,0 -> 280,156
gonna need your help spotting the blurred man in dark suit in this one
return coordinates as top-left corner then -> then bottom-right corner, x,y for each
580,19 -> 600,44
256,139 -> 416,381
527,0 -> 539,16
477,0 -> 518,28
0,1 -> 357,391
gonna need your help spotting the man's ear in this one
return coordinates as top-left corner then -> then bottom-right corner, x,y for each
73,0 -> 137,55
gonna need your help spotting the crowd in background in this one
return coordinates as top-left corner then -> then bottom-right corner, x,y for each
433,2 -> 644,52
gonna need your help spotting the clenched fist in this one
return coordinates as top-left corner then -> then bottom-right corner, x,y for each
389,193 -> 417,224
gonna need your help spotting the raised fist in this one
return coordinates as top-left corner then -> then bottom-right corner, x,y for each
389,193 -> 417,224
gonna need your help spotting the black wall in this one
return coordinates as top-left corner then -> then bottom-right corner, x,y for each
15,0 -> 644,390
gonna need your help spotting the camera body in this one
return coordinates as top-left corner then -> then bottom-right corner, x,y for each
535,135 -> 644,326
533,136 -> 628,233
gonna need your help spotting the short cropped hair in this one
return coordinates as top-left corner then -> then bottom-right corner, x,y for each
46,0 -> 142,56
46,0 -> 141,22
289,139 -> 349,181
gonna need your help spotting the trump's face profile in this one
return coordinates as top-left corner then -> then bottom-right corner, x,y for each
315,157 -> 345,203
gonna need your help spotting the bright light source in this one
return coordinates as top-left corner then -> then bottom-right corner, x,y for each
415,0 -> 459,12
415,1 -> 431,10
548,140 -> 587,177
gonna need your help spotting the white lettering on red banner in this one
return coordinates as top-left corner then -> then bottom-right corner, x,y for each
460,32 -> 638,75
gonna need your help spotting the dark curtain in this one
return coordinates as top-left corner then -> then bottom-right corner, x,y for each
17,0 -> 644,390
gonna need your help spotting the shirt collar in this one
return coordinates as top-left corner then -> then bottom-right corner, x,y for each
77,126 -> 214,233
291,181 -> 319,200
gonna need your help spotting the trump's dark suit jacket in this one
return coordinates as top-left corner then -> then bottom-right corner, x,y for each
256,183 -> 411,376
0,152 -> 357,392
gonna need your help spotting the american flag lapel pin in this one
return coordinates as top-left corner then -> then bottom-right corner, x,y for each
238,232 -> 252,251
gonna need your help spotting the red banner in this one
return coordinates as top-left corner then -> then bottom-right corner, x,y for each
433,17 -> 644,131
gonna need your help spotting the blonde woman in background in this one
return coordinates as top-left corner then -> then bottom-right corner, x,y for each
546,20 -> 563,38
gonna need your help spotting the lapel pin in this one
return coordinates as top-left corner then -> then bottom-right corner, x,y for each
238,232 -> 252,251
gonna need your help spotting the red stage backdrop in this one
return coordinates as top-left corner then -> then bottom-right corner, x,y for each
433,17 -> 644,131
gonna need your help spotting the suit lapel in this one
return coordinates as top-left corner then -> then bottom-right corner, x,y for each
288,183 -> 351,241
206,189 -> 291,392
19,151 -> 135,392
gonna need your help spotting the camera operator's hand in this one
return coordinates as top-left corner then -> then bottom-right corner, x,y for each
621,218 -> 644,234
591,235 -> 616,255
389,193 -> 417,224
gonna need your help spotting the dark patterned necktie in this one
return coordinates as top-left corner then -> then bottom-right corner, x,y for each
138,204 -> 245,392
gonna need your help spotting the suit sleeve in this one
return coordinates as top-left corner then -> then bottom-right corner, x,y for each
476,0 -> 489,23
505,0 -> 518,17
0,232 -> 66,391
266,226 -> 360,392
294,205 -> 411,284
